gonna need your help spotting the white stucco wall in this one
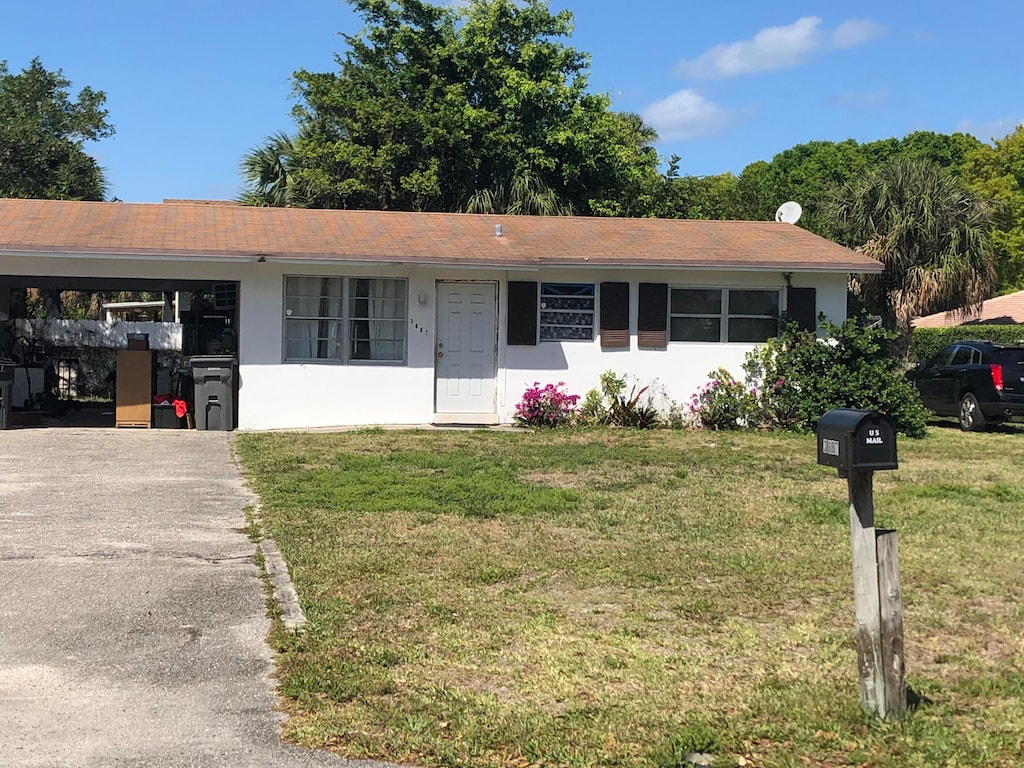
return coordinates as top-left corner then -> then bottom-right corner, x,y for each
1,253 -> 850,430
498,269 -> 849,422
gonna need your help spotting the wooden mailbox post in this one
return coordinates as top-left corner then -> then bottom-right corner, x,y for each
817,409 -> 907,721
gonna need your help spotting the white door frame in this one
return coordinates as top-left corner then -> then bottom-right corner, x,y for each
433,280 -> 499,424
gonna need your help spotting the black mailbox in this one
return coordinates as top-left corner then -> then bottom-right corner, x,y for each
817,409 -> 898,476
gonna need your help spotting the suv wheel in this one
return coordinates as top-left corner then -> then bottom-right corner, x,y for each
959,393 -> 987,431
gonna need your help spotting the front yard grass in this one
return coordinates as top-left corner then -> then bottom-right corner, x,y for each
235,425 -> 1024,768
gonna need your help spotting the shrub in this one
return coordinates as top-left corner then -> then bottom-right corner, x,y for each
743,317 -> 930,438
513,382 -> 579,427
688,368 -> 760,430
911,325 -> 1024,363
579,370 -> 625,425
580,370 -> 666,429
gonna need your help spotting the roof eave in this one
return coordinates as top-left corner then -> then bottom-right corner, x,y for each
0,247 -> 883,274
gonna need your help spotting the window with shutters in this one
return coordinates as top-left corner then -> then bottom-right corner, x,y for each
669,288 -> 779,343
539,283 -> 595,341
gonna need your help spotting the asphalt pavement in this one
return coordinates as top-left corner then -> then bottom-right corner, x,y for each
0,427 -> 391,768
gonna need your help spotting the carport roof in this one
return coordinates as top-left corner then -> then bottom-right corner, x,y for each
0,198 -> 882,274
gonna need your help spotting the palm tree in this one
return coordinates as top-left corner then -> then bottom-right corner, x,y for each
238,131 -> 300,207
829,157 -> 996,359
464,172 -> 573,216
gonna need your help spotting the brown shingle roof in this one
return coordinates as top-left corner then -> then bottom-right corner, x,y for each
0,198 -> 881,273
913,290 -> 1024,327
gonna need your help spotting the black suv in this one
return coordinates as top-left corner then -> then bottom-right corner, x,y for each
908,340 -> 1024,431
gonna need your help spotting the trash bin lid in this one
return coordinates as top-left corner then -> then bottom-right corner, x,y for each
188,355 -> 237,367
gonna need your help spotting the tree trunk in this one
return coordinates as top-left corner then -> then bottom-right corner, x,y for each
42,289 -> 63,319
891,311 -> 914,363
9,288 -> 28,319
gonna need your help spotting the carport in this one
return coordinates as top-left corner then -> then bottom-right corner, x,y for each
1,272 -> 239,429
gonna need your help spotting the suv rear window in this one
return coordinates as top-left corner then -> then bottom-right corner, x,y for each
997,348 -> 1024,367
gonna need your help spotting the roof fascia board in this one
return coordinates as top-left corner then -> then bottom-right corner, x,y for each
0,249 -> 881,274
535,262 -> 881,274
0,249 -> 251,263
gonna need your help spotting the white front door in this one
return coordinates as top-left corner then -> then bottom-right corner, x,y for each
435,281 -> 498,417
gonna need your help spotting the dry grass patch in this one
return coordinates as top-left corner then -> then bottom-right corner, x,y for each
236,425 -> 1024,768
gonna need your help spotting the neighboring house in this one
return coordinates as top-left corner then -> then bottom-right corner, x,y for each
0,199 -> 881,430
913,290 -> 1024,328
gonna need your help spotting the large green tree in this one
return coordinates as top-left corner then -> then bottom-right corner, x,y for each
244,0 -> 660,214
961,125 -> 1024,292
0,57 -> 114,200
828,157 -> 996,359
661,131 -> 984,232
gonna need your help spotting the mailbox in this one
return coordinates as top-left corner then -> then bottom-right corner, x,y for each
817,409 -> 898,476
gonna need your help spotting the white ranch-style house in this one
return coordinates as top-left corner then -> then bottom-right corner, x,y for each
0,199 -> 881,430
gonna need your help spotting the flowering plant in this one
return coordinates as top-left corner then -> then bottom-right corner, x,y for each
687,368 -> 761,430
514,382 -> 580,427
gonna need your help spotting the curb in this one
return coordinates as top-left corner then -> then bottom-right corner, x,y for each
259,538 -> 307,631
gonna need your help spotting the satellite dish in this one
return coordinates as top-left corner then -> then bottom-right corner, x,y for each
775,201 -> 803,224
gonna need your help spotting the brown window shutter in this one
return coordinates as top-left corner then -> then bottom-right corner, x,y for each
600,282 -> 630,348
638,283 -> 667,348
507,281 -> 538,345
785,287 -> 817,332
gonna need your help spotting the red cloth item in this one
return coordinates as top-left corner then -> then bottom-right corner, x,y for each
153,394 -> 189,418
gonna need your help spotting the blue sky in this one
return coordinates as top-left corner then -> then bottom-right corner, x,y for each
2,1 -> 1020,203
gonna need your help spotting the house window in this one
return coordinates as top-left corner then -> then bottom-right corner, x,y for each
669,288 -> 779,343
540,283 -> 595,341
283,276 -> 407,363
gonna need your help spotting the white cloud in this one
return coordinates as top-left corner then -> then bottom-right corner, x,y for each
832,19 -> 888,49
831,88 -> 891,110
674,17 -> 821,79
641,89 -> 750,142
955,116 -> 1023,142
674,16 -> 888,79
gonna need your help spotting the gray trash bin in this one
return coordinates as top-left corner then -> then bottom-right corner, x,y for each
0,358 -> 15,430
190,355 -> 236,431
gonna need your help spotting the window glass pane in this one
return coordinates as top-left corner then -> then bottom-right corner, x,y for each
951,346 -> 973,366
728,317 -> 778,343
929,347 -> 955,367
540,310 -> 593,327
539,283 -> 594,341
285,276 -> 343,318
285,295 -> 325,317
284,320 -> 318,360
351,319 -> 405,361
539,325 -> 594,341
349,279 -> 406,321
541,283 -> 595,299
671,289 -> 721,315
670,317 -> 720,342
729,290 -> 779,317
285,276 -> 320,297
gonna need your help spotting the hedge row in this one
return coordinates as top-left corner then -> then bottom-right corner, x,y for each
911,325 -> 1024,362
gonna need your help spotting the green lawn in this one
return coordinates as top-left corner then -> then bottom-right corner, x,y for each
235,425 -> 1024,768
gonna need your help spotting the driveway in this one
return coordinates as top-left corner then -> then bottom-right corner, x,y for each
0,428 -> 385,768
